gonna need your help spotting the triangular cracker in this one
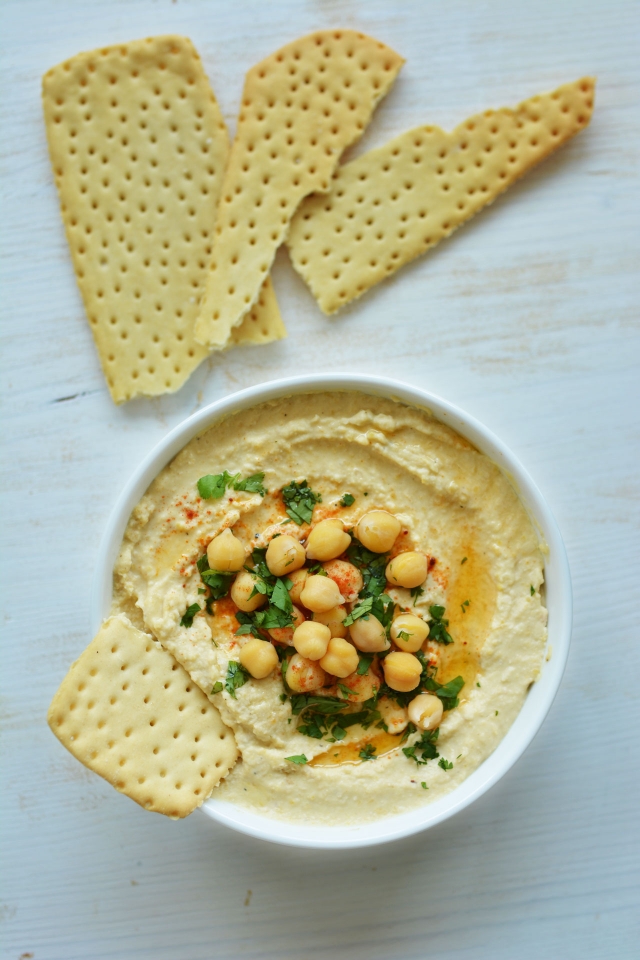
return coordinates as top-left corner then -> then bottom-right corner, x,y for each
286,77 -> 595,313
47,615 -> 238,818
43,36 -> 285,404
194,29 -> 404,347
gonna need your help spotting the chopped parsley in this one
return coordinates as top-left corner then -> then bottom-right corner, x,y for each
346,538 -> 389,599
281,480 -> 322,525
530,585 -> 535,596
289,693 -> 381,742
197,471 -> 267,500
427,605 -> 453,645
224,661 -> 249,699
421,781 -> 428,789
461,599 -> 470,614
343,593 -> 394,629
359,744 -> 377,761
233,547 -> 295,637
180,602 -> 201,628
357,653 -> 374,676
339,493 -> 355,507
211,681 -> 223,694
461,557 -> 468,565
410,585 -> 424,604
438,758 -> 454,770
285,755 -> 308,765
201,569 -> 235,600
403,727 -> 440,765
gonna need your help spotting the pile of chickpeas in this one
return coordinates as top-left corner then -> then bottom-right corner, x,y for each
205,509 -> 444,735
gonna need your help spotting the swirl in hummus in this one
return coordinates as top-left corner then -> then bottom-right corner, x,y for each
113,392 -> 547,826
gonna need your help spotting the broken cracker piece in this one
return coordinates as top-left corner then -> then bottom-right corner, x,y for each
287,77 -> 595,314
194,29 -> 404,347
43,35 -> 285,404
47,615 -> 238,818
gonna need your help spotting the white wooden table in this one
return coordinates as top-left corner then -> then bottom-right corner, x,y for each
2,1 -> 638,957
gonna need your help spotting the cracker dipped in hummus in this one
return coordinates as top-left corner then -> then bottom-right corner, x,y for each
113,392 -> 547,825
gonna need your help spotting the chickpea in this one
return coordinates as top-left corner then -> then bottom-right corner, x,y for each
386,551 -> 428,589
407,693 -> 443,731
292,620 -> 331,660
207,528 -> 245,572
230,570 -> 267,613
300,574 -> 344,613
377,696 -> 409,735
306,518 -> 351,561
268,605 -> 305,646
287,568 -> 309,605
335,667 -> 381,703
349,615 -> 390,653
390,613 -> 428,652
239,638 -> 279,679
265,535 -> 306,577
313,604 -> 348,639
356,510 -> 402,553
285,654 -> 327,693
319,637 -> 359,679
322,559 -> 363,603
383,651 -> 422,692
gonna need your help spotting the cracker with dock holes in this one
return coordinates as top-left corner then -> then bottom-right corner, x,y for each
47,615 -> 238,818
42,35 -> 286,404
194,29 -> 404,348
286,77 -> 595,314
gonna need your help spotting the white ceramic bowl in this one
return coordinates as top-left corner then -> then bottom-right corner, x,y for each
92,374 -> 571,849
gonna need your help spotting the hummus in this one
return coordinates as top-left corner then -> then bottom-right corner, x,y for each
112,392 -> 547,825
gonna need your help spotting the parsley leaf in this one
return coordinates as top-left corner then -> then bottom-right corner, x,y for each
339,493 -> 355,507
197,472 -> 237,499
271,578 -> 293,614
357,653 -> 374,676
281,480 -> 322,525
346,538 -> 389,599
290,693 -> 381,742
421,781 -> 428,789
359,744 -> 377,761
530,585 -> 535,596
198,470 -> 267,500
343,593 -> 394,629
410,585 -> 424,604
403,727 -> 440,765
438,757 -> 454,770
461,557 -> 468,565
423,674 -> 465,711
428,604 -> 453,645
211,681 -> 223,694
225,661 -> 249,699
201,569 -> 235,600
233,472 -> 267,497
180,602 -> 201,628
285,755 -> 308,765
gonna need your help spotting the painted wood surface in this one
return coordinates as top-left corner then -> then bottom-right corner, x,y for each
1,1 -> 638,957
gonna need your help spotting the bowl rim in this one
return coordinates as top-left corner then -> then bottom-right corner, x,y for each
92,373 -> 572,849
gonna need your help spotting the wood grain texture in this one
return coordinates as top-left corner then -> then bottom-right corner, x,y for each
1,1 -> 638,958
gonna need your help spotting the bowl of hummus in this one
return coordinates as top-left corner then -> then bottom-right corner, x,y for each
93,375 -> 571,848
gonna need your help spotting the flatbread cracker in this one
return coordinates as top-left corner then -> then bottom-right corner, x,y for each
47,615 -> 238,818
287,78 -> 595,314
42,36 -> 285,404
194,29 -> 404,347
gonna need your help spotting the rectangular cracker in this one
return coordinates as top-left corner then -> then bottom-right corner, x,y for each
47,615 -> 238,818
286,78 -> 595,314
42,36 -> 285,404
194,29 -> 404,347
